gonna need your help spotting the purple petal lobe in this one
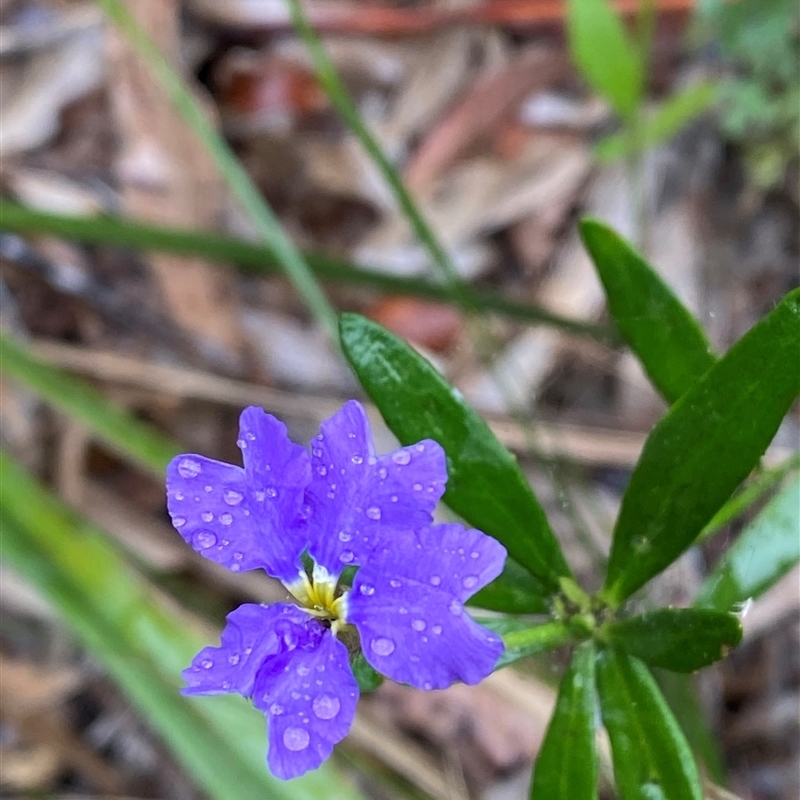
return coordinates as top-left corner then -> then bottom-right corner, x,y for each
349,524 -> 506,690
166,407 -> 311,581
253,625 -> 359,780
306,400 -> 447,574
182,603 -> 308,697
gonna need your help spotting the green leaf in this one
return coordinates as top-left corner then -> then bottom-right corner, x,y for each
567,0 -> 644,119
475,619 -> 573,669
0,331 -> 179,477
597,649 -> 702,800
350,652 -> 384,693
339,313 -> 570,590
595,82 -> 717,162
696,474 -> 800,611
579,219 -> 716,404
469,557 -> 551,614
0,450 -> 359,800
0,202 -> 609,339
603,288 -> 800,605
530,640 -> 598,800
603,609 -> 742,673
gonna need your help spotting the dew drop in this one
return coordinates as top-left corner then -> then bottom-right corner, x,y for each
231,564 -> 241,572
224,490 -> 243,506
201,659 -> 213,669
338,530 -> 352,543
172,516 -> 186,528
365,506 -> 381,520
237,438 -> 247,449
201,511 -> 214,523
283,727 -> 310,751
266,487 -> 277,498
430,575 -> 441,586
391,495 -> 398,502
423,682 -> 433,691
204,485 -> 213,492
412,619 -> 426,632
296,665 -> 311,677
351,454 -> 363,465
399,607 -> 408,614
228,654 -> 240,665
378,467 -> 388,479
449,600 -> 463,616
359,584 -> 375,596
390,579 -> 401,588
174,491 -> 184,501
312,447 -> 323,458
254,490 -> 265,502
219,513 -> 233,526
317,465 -> 327,476
340,550 -> 354,564
470,551 -> 480,559
462,575 -> 478,589
432,625 -> 443,635
370,638 -> 395,656
177,458 -> 202,478
222,681 -> 231,689
391,449 -> 411,465
413,483 -> 423,491
312,694 -> 341,720
194,531 -> 217,549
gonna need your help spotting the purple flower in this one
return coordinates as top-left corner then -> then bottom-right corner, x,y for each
167,401 -> 506,779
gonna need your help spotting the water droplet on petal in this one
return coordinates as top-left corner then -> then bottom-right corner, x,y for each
219,513 -> 233,526
449,600 -> 463,616
237,438 -> 247,449
296,665 -> 311,676
391,495 -> 398,502
230,564 -> 241,572
412,619 -> 426,632
462,575 -> 478,589
172,516 -> 186,528
174,491 -> 184,501
432,625 -> 443,635
201,512 -> 214,523
370,638 -> 395,656
391,450 -> 411,465
228,654 -> 240,665
390,579 -> 401,588
283,727 -> 310,751
312,694 -> 341,720
224,490 -> 243,506
430,575 -> 441,586
423,681 -> 432,691
254,490 -> 265,502
312,447 -> 323,458
470,551 -> 480,559
378,467 -> 387,479
201,659 -> 213,669
340,550 -> 354,563
338,530 -> 352,543
194,531 -> 217,549
266,487 -> 277,498
177,458 -> 202,478
222,681 -> 231,689
359,584 -> 375,596
351,454 -> 363,465
413,483 -> 423,491
399,607 -> 408,614
366,506 -> 381,520
205,485 -> 213,493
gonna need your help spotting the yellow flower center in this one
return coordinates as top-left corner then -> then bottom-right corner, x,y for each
286,566 -> 348,635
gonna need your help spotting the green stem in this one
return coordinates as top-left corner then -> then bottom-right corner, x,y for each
93,0 -> 338,338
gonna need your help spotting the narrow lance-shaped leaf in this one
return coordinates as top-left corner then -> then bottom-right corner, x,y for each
0,331 -> 179,477
0,450 -> 359,800
566,0 -> 644,120
530,640 -> 598,800
603,608 -> 742,673
580,218 -> 716,404
696,474 -> 800,611
597,648 -> 702,800
474,619 -> 574,670
339,312 -> 571,591
603,288 -> 800,605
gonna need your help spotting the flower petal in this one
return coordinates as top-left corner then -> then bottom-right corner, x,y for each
254,626 -> 359,780
182,603 -> 308,697
348,524 -> 506,689
166,409 -> 311,581
306,400 -> 447,575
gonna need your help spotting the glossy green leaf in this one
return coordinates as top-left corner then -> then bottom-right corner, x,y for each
595,82 -> 717,162
339,313 -> 570,590
603,288 -> 800,605
0,451 -> 359,799
350,652 -> 384,693
469,557 -> 551,614
530,641 -> 598,800
597,649 -> 702,800
476,619 -> 573,669
603,609 -> 742,673
0,202 -> 608,339
580,219 -> 716,404
0,331 -> 179,477
696,474 -> 800,611
567,0 -> 644,119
